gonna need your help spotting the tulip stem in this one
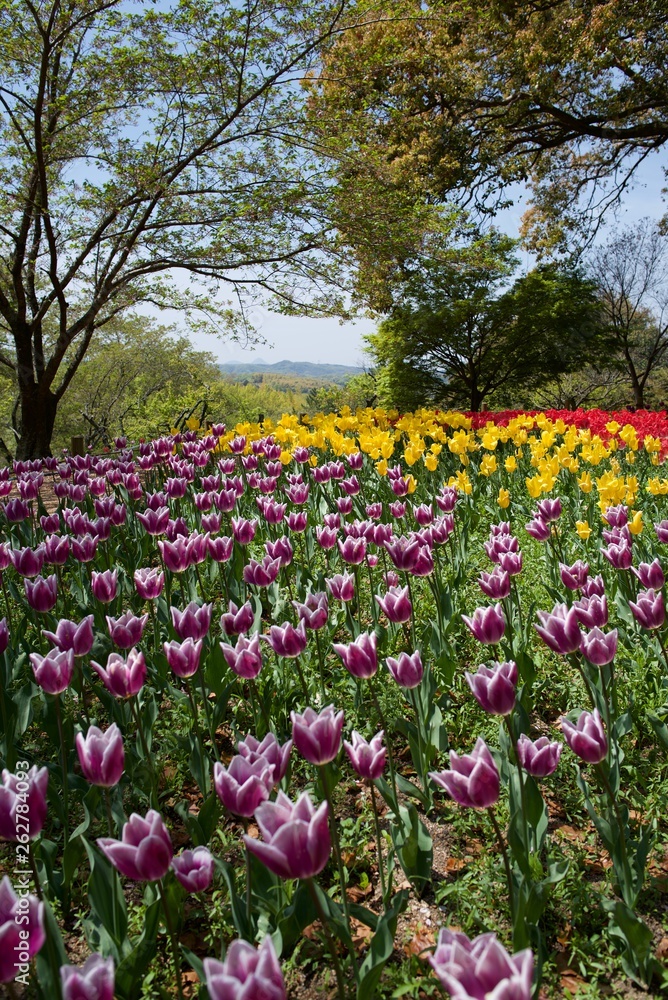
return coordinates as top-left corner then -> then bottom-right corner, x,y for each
197,668 -> 219,762
243,821 -> 253,927
54,695 -> 69,848
404,572 -> 417,649
487,807 -> 515,932
0,652 -> 13,770
505,714 -> 530,853
306,878 -> 348,1000
1,573 -> 13,633
370,782 -> 388,908
370,681 -> 399,811
29,843 -> 43,901
318,764 -> 359,983
657,630 -> 668,675
158,878 -> 184,1000
314,629 -> 327,701
130,697 -> 159,808
185,677 -> 209,794
594,764 -> 634,903
104,788 -> 115,836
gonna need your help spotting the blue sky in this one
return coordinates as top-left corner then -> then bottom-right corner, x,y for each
192,151 -> 668,368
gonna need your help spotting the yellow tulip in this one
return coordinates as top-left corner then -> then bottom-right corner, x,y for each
576,521 -> 591,540
497,488 -> 510,509
628,511 -> 643,535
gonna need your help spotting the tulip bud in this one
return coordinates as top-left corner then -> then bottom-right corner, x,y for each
332,631 -> 377,679
386,650 -> 424,689
516,734 -> 562,778
344,730 -> 386,781
561,709 -> 607,763
291,705 -> 344,765
61,954 -> 115,1000
97,810 -> 173,881
76,724 -> 125,787
430,737 -> 500,809
465,661 -> 517,716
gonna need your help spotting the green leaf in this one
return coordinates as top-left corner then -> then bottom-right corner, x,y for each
391,804 -> 433,894
356,889 -> 409,1000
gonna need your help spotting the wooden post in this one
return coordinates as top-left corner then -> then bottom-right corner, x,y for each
70,435 -> 85,456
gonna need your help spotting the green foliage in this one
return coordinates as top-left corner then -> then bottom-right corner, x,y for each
367,229 -> 607,411
312,0 -> 668,254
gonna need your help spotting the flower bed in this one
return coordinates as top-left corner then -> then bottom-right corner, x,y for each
1,408 -> 667,999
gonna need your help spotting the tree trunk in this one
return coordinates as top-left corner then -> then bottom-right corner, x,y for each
469,385 -> 483,411
16,385 -> 58,460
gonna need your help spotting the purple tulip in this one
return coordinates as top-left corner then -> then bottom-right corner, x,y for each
42,615 -> 94,657
516,734 -> 562,778
293,592 -> 329,630
91,649 -> 146,699
244,790 -> 330,880
171,847 -> 214,893
61,954 -> 115,1000
265,536 -> 294,567
158,537 -> 191,573
76,723 -> 125,787
430,738 -> 500,809
497,550 -> 522,577
30,648 -> 74,695
534,603 -> 581,655
213,755 -> 274,816
462,604 -> 506,645
337,535 -> 367,565
170,601 -> 212,641
230,517 -> 256,546
581,574 -> 605,598
572,594 -> 608,629
478,567 -> 511,600
106,611 -> 148,650
386,650 -> 424,689
325,571 -> 355,602
98,810 -> 173,881
91,568 -> 118,604
604,504 -> 628,527
344,730 -> 386,781
243,555 -> 281,587
25,574 -> 58,613
633,559 -> 665,591
561,709 -> 607,763
316,525 -> 338,550
163,637 -> 203,678
411,544 -> 434,577
134,567 -> 165,601
384,535 -> 420,572
3,498 -> 30,523
204,936 -> 286,1000
483,534 -> 518,563
655,520 -> 668,544
580,627 -> 618,666
237,733 -> 292,786
559,560 -> 589,591
71,534 -> 99,563
264,620 -> 308,658
291,705 -> 344,765
43,533 -> 70,565
465,661 -> 518,716
375,585 -> 412,623
525,517 -> 551,542
332,631 -> 378,679
220,600 -> 255,636
602,541 -> 633,571
206,535 -> 234,563
0,766 -> 48,840
9,545 -> 44,578
536,497 -> 562,522
629,588 -> 665,630
221,633 -> 263,679
0,876 -> 45,983
429,927 -> 533,1000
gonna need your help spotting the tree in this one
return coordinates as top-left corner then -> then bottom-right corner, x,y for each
367,233 -> 606,412
50,315 -> 222,450
0,0 -> 362,459
312,0 -> 668,255
588,219 -> 668,408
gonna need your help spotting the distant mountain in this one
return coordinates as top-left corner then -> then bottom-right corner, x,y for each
219,360 -> 364,383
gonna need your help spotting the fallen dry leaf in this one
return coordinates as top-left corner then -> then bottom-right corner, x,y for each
403,921 -> 436,960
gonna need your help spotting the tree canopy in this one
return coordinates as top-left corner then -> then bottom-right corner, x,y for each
367,232 -> 608,411
0,0 -> 363,457
312,0 -> 668,255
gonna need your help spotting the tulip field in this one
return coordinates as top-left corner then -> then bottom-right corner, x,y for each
2,405 -> 668,999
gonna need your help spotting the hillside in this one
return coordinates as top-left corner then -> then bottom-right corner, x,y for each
219,360 -> 364,384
